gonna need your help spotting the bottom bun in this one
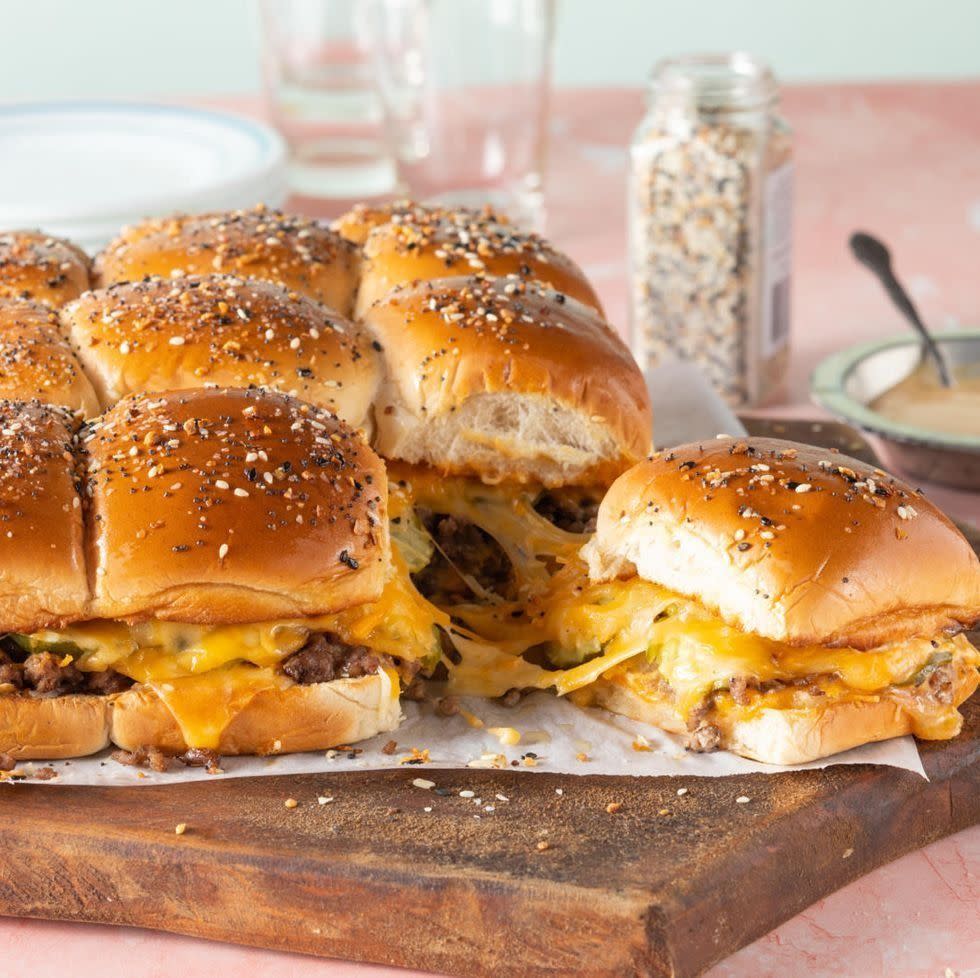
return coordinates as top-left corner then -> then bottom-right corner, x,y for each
109,674 -> 402,755
0,694 -> 111,760
592,664 -> 979,766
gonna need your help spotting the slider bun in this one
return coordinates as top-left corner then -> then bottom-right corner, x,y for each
0,230 -> 91,306
355,208 -> 604,317
0,693 -> 111,760
0,400 -> 87,632
0,298 -> 100,416
64,275 -> 381,429
587,438 -> 980,648
332,200 -> 491,246
363,276 -> 652,487
94,207 -> 360,315
84,387 -> 389,624
592,658 -> 980,765
109,674 -> 401,755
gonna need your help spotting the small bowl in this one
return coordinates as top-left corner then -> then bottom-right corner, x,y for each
810,330 -> 980,490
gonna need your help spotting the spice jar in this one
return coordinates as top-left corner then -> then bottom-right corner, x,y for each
629,53 -> 793,407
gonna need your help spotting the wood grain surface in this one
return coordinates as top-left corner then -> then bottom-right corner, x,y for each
0,419 -> 977,978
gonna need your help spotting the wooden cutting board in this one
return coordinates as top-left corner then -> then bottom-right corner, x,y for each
1,418 -> 977,978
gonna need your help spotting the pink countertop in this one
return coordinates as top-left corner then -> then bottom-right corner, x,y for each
4,83 -> 980,978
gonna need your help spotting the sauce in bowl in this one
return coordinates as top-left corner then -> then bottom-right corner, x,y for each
869,360 -> 980,437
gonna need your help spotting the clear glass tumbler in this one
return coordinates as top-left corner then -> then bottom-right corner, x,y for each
384,0 -> 555,229
260,0 -> 411,200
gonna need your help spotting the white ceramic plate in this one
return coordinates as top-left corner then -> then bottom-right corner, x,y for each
0,101 -> 287,250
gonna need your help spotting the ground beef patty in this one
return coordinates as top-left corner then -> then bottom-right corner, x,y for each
533,490 -> 600,534
412,511 -> 514,603
280,633 -> 393,685
0,642 -> 132,696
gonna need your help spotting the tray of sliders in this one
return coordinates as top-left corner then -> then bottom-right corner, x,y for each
0,207 -> 977,978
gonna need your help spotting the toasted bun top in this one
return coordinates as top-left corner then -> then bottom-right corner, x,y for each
355,206 -> 604,316
0,231 -> 91,306
0,399 -> 88,630
94,206 -> 360,315
83,387 -> 389,624
64,275 -> 381,429
0,299 -> 101,416
332,200 -> 470,246
363,276 -> 651,486
587,437 -> 980,648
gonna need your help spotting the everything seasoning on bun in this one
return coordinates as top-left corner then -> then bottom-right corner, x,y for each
0,388 -> 449,761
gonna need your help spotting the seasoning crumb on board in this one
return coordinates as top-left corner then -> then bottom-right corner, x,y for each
174,823 -> 187,836
284,797 -> 298,809
606,802 -> 623,814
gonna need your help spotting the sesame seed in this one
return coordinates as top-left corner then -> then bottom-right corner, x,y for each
676,788 -> 688,796
459,789 -> 475,798
169,336 -> 186,346
233,487 -> 249,497
794,483 -> 812,493
318,796 -> 333,805
218,543 -> 229,560
735,796 -> 751,804
214,479 -> 229,490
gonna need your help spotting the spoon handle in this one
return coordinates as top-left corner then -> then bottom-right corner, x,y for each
877,267 -> 952,386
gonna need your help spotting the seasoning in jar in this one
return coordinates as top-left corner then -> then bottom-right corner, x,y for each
629,53 -> 793,407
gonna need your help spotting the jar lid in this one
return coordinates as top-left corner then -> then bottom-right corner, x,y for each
648,52 -> 778,110
0,101 -> 287,251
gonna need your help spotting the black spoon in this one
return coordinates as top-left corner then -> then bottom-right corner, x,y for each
849,231 -> 952,387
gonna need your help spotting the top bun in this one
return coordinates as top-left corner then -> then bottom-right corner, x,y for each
0,298 -> 100,416
63,275 -> 381,430
94,206 -> 360,315
363,276 -> 651,487
0,399 -> 87,631
0,231 -> 91,307
84,387 -> 389,625
586,437 -> 980,648
353,204 -> 604,317
332,200 -> 446,246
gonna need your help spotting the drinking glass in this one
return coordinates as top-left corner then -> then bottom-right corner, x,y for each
260,0 -> 554,228
382,0 -> 555,229
260,0 -> 410,200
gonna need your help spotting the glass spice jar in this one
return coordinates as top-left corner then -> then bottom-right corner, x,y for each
629,52 -> 793,407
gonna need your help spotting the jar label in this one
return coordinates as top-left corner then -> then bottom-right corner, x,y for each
761,162 -> 794,359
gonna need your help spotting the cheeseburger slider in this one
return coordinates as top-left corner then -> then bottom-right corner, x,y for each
0,230 -> 91,306
359,273 -> 651,638
0,387 -> 444,760
513,438 -> 979,764
62,274 -> 381,430
94,205 -> 360,315
334,200 -> 605,317
0,298 -> 100,416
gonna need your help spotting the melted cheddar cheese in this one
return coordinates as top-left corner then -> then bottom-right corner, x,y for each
19,559 -> 445,749
442,561 -> 978,723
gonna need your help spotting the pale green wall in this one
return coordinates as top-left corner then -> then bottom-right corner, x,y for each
0,0 -> 977,99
